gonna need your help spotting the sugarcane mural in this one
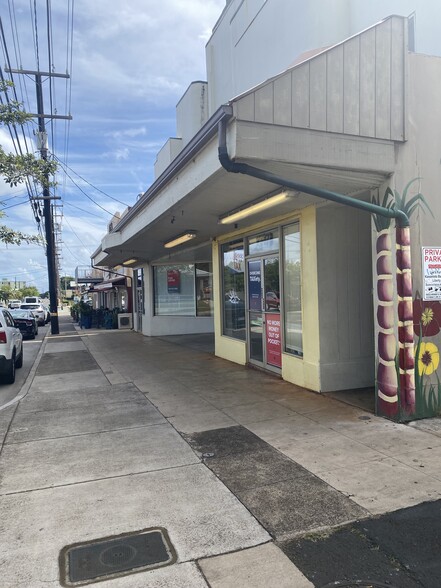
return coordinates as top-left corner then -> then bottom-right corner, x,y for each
373,179 -> 433,421
413,296 -> 441,417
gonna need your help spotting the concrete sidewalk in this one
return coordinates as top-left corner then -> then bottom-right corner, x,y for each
1,311 -> 441,587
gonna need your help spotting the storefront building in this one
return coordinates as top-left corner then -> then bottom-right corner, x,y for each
93,10 -> 441,422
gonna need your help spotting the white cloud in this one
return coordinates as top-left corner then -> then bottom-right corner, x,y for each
102,148 -> 130,161
0,0 -> 227,288
107,127 -> 147,139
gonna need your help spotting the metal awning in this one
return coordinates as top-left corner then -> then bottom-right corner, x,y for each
92,277 -> 128,292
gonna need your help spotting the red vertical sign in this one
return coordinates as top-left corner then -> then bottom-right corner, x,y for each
167,269 -> 181,293
266,313 -> 281,367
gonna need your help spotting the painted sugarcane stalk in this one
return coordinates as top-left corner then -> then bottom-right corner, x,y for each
376,228 -> 399,417
396,226 -> 415,413
373,179 -> 431,418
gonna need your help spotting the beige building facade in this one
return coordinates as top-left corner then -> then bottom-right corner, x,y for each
94,8 -> 441,422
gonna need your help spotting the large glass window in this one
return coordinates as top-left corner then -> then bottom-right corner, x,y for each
248,230 -> 279,255
196,263 -> 213,317
135,269 -> 144,315
153,264 -> 213,317
154,264 -> 195,315
283,223 -> 303,355
222,240 -> 245,340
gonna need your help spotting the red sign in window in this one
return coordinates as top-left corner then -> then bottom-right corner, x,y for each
167,269 -> 181,293
266,313 -> 281,368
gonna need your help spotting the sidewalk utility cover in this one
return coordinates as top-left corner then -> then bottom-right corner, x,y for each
60,527 -> 176,586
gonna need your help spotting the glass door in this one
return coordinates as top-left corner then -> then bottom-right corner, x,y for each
247,256 -> 281,371
135,269 -> 143,331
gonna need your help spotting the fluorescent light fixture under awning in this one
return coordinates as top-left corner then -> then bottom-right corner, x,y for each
219,190 -> 291,225
164,231 -> 197,249
122,258 -> 138,266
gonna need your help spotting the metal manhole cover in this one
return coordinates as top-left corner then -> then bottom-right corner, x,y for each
59,527 -> 176,586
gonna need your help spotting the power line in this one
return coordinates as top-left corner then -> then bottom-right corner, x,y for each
0,191 -> 29,204
0,18 -> 42,227
63,200 -> 105,218
32,0 -> 40,70
56,163 -> 117,216
53,155 -> 131,207
62,0 -> 74,187
1,1 -> 77,324
0,199 -> 33,211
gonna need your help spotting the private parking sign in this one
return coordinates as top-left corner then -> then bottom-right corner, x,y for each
422,247 -> 441,300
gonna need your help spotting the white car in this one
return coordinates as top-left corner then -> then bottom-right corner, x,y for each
0,307 -> 23,384
20,303 -> 46,326
8,299 -> 22,309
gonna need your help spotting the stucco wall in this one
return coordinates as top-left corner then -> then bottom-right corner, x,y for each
316,203 -> 375,391
206,0 -> 441,116
206,0 -> 350,113
282,206 -> 321,391
138,263 -> 214,337
176,82 -> 208,146
392,53 -> 441,291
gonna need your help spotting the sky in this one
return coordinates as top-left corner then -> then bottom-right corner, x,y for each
0,0 -> 225,293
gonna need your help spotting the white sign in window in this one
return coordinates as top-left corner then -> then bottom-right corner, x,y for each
422,247 -> 441,300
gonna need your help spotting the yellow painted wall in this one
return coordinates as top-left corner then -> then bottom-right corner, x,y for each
213,239 -> 247,365
282,206 -> 321,391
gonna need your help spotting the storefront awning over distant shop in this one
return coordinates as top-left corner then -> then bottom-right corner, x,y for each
92,277 -> 128,292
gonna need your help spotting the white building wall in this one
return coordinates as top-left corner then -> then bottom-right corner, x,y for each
176,82 -> 209,146
231,16 -> 406,142
393,52 -> 441,289
316,203 -> 375,391
139,263 -> 214,337
206,0 -> 441,116
349,0 -> 441,56
154,138 -> 183,179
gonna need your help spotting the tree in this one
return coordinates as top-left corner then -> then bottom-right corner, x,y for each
0,284 -> 13,303
0,80 -> 57,245
20,286 -> 40,298
60,275 -> 74,291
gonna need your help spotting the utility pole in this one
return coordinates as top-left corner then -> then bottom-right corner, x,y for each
6,68 -> 72,335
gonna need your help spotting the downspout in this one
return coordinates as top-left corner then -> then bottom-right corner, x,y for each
218,117 -> 415,419
217,117 -> 409,228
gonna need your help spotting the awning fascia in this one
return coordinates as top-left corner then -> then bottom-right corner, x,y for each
113,105 -> 233,234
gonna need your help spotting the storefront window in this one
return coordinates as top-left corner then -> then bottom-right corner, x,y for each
154,264 -> 195,315
134,269 -> 144,315
283,223 -> 303,355
248,231 -> 279,255
196,263 -> 213,317
222,240 -> 245,340
153,263 -> 213,317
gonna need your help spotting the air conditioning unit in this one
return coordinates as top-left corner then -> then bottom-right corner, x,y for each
117,313 -> 133,329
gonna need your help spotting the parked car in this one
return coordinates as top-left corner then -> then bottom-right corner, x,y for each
42,305 -> 51,324
8,299 -> 22,309
23,296 -> 41,304
20,303 -> 46,326
0,307 -> 23,384
265,291 -> 280,310
9,309 -> 38,339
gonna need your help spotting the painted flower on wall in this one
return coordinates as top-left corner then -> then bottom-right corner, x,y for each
413,298 -> 441,337
417,342 -> 440,376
